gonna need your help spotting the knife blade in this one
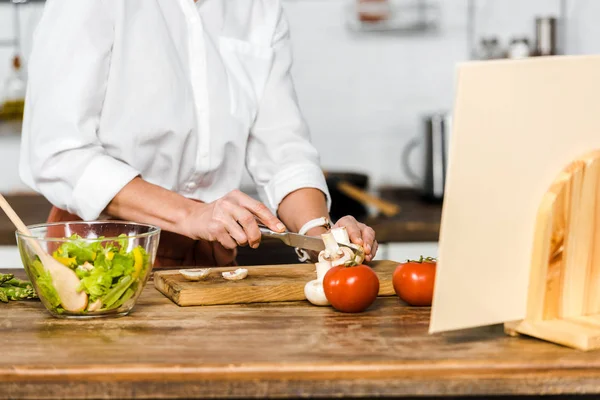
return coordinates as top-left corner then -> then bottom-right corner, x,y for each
258,226 -> 326,252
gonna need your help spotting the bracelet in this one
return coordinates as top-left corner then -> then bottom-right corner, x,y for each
295,217 -> 332,262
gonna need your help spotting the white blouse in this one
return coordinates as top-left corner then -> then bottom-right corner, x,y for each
19,0 -> 330,221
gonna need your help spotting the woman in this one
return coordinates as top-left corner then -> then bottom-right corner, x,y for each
19,0 -> 378,266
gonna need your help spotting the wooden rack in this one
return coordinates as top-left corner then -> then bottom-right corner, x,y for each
505,150 -> 600,351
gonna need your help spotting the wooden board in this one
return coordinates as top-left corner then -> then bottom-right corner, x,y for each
430,54 -> 600,334
154,260 -> 398,306
502,152 -> 600,351
8,267 -> 600,399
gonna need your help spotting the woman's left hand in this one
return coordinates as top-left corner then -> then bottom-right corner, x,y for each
333,216 -> 378,262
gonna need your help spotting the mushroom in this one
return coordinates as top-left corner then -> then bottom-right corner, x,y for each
179,268 -> 211,281
222,268 -> 248,281
80,262 -> 94,272
87,298 -> 103,312
318,229 -> 365,267
304,261 -> 332,306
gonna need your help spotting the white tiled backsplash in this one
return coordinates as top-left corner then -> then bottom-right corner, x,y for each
0,0 -> 598,194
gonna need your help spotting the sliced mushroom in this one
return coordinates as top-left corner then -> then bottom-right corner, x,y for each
87,298 -> 103,312
222,268 -> 248,281
331,227 -> 351,245
319,231 -> 365,266
319,232 -> 344,262
331,247 -> 357,267
80,262 -> 94,272
179,268 -> 211,281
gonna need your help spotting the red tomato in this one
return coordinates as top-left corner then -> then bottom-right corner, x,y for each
323,264 -> 380,313
392,257 -> 437,306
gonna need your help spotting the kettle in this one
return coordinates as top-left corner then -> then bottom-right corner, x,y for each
402,112 -> 452,202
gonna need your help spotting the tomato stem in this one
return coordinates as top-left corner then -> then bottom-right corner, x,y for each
405,255 -> 437,263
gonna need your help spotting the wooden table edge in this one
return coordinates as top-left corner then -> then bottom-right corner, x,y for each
3,361 -> 600,382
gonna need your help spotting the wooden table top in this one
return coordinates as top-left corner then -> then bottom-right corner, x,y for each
2,268 -> 600,399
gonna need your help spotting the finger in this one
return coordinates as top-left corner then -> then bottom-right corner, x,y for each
233,208 -> 261,248
361,226 -> 376,254
365,241 -> 379,262
217,232 -> 238,250
342,220 -> 363,246
222,215 -> 248,247
233,191 -> 285,232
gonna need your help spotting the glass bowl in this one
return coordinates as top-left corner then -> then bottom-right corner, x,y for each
16,221 -> 160,319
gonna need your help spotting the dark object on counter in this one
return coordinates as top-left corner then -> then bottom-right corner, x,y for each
325,172 -> 369,222
535,16 -> 557,56
477,37 -> 505,60
326,173 -> 400,218
402,112 -> 451,203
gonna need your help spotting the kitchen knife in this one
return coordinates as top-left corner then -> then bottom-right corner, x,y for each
258,226 -> 326,252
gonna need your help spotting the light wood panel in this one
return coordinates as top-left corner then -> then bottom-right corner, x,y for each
506,151 -> 600,350
430,55 -> 600,334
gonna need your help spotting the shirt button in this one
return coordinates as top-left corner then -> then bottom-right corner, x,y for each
185,182 -> 197,191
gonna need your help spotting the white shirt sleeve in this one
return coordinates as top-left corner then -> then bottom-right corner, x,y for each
19,0 -> 139,221
245,3 -> 332,214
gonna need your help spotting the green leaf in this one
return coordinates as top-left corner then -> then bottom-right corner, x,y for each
102,275 -> 133,308
78,267 -> 112,298
116,234 -> 129,254
106,287 -> 136,310
112,253 -> 134,277
30,260 -> 61,308
55,235 -> 103,265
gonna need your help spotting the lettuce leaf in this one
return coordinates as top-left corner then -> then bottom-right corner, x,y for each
112,253 -> 134,277
55,235 -> 103,265
78,267 -> 112,298
30,259 -> 61,308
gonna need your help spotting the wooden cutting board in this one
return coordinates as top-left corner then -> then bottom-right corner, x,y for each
153,260 -> 399,306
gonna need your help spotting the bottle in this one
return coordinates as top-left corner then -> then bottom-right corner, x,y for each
0,54 -> 26,122
534,16 -> 557,56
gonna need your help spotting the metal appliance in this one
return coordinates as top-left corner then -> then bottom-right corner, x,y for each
402,112 -> 452,202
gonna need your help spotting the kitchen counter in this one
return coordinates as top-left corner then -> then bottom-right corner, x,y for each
0,188 -> 441,244
2,268 -> 600,400
365,187 -> 441,243
0,190 -> 441,265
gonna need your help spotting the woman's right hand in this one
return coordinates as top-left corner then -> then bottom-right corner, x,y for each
184,190 -> 286,250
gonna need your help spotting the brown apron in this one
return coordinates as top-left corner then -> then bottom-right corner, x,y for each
46,207 -> 237,268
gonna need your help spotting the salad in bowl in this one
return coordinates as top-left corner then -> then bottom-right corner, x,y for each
16,221 -> 160,318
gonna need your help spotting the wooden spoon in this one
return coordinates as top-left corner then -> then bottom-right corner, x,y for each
0,194 -> 88,312
324,173 -> 401,217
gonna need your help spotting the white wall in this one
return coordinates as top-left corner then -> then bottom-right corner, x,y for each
0,0 -> 597,193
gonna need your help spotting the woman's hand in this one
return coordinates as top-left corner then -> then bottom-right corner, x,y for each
184,190 -> 286,250
333,216 -> 378,262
